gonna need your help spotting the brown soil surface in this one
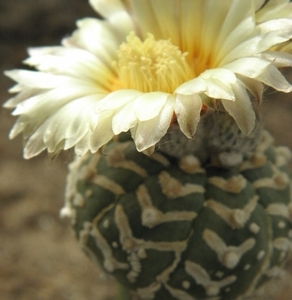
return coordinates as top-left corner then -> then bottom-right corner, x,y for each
0,1 -> 292,300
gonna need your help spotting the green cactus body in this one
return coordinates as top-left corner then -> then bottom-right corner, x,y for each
61,126 -> 292,300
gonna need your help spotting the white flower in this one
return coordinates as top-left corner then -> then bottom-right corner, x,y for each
4,0 -> 292,158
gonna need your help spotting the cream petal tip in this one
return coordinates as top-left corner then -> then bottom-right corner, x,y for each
175,94 -> 202,139
142,146 -> 155,156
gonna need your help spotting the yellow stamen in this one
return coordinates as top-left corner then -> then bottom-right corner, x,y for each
114,32 -> 195,93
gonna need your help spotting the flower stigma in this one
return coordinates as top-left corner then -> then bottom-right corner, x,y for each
114,32 -> 194,93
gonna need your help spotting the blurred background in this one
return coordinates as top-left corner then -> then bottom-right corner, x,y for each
0,1 -> 292,300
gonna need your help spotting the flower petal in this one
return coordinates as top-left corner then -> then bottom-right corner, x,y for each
89,0 -> 126,18
220,30 -> 287,66
255,0 -> 266,11
12,85 -> 102,117
214,1 -> 255,63
89,0 -> 133,38
179,0 -> 203,57
25,46 -> 117,91
222,80 -> 256,135
175,78 -> 207,95
4,70 -> 71,89
224,57 -> 271,78
255,63 -> 292,92
128,1 -> 163,39
133,92 -> 169,121
225,56 -> 292,92
5,0 -> 292,159
65,18 -> 120,64
112,101 -> 137,134
256,0 -> 292,22
258,18 -> 292,38
236,74 -> 263,103
95,89 -> 142,113
75,133 -> 91,157
23,94 -> 103,158
149,0 -> 180,45
24,129 -> 47,159
175,94 -> 202,139
215,16 -> 254,65
205,78 -> 235,100
89,110 -> 116,152
132,95 -> 175,151
62,96 -> 100,150
260,51 -> 292,68
4,87 -> 44,109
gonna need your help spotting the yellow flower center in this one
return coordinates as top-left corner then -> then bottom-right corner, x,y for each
114,32 -> 194,93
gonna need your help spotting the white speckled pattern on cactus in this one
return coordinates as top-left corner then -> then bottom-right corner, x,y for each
62,123 -> 292,300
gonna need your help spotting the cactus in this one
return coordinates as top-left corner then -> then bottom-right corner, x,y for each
61,112 -> 292,300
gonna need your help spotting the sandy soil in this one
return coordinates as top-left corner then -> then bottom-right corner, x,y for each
0,1 -> 292,300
